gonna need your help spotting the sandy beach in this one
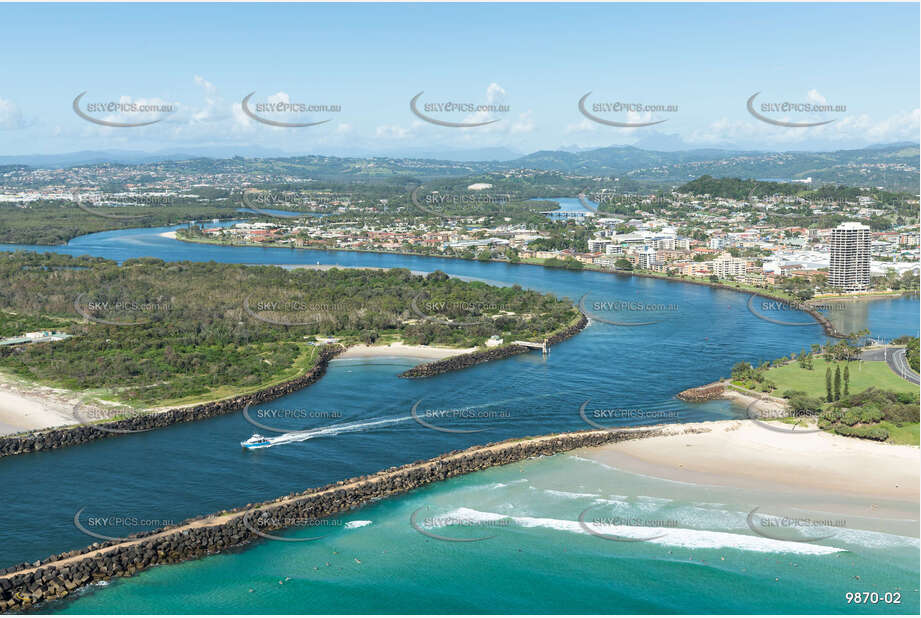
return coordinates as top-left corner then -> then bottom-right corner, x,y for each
0,374 -> 83,435
579,420 -> 919,505
158,230 -> 177,239
337,342 -> 476,360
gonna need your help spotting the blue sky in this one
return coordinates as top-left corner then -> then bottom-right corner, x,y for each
0,2 -> 918,157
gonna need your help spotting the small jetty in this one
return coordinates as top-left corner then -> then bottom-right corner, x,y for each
510,340 -> 548,355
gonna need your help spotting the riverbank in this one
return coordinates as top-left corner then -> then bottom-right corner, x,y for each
0,346 -> 342,458
175,232 -> 847,338
813,290 -> 917,302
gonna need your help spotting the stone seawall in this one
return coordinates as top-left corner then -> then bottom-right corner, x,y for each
0,346 -> 343,459
676,381 -> 726,402
0,423 -> 676,613
400,313 -> 589,378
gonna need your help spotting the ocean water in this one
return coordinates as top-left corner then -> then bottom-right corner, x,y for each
45,454 -> 920,614
1,226 -> 918,613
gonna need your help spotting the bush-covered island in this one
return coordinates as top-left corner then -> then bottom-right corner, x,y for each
0,252 -> 581,409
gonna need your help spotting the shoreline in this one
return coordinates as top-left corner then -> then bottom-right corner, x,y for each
578,419 -> 919,509
173,232 -> 853,338
336,342 -> 476,360
2,419 -> 915,612
0,346 -> 343,458
0,373 -> 86,435
0,422 -> 692,611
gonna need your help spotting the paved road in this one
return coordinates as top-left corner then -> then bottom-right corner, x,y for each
860,346 -> 920,385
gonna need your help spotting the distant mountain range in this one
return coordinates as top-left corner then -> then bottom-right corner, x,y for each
1,142 -> 917,191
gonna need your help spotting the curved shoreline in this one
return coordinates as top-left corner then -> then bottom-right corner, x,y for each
399,313 -> 589,378
0,311 -> 587,458
0,421 -> 699,613
174,234 -> 847,338
0,347 -> 343,459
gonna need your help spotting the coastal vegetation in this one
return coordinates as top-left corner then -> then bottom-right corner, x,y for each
731,349 -> 919,444
0,197 -> 238,245
0,252 -> 579,407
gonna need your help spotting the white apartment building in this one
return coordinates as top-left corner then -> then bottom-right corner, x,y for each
829,222 -> 871,291
711,253 -> 747,279
587,238 -> 612,252
637,246 -> 658,270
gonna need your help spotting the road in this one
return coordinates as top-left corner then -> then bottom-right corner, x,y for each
860,346 -> 920,386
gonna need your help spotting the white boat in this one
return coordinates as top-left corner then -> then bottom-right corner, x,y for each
240,433 -> 271,449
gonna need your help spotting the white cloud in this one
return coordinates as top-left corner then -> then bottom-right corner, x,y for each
0,97 -> 26,130
807,89 -> 827,105
486,82 -> 506,104
510,110 -> 535,134
687,107 -> 921,148
376,124 -> 411,139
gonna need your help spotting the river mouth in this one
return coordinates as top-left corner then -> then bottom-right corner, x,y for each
1,225 -> 917,597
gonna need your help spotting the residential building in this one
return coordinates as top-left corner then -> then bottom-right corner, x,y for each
829,222 -> 871,291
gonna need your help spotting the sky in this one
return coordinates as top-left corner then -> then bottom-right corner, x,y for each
0,2 -> 919,158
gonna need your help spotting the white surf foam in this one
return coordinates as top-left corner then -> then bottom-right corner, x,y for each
436,508 -> 846,555
345,520 -> 372,529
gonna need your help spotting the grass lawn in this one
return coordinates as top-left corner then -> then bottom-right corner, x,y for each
877,421 -> 920,445
764,358 -> 918,399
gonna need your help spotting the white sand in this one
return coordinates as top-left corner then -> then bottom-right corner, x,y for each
337,342 -> 476,360
580,420 -> 919,503
0,376 -> 83,435
158,230 -> 177,239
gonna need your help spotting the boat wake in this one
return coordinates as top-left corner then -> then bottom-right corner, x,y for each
245,414 -> 416,449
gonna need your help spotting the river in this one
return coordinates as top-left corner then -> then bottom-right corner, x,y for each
1,224 -> 918,613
